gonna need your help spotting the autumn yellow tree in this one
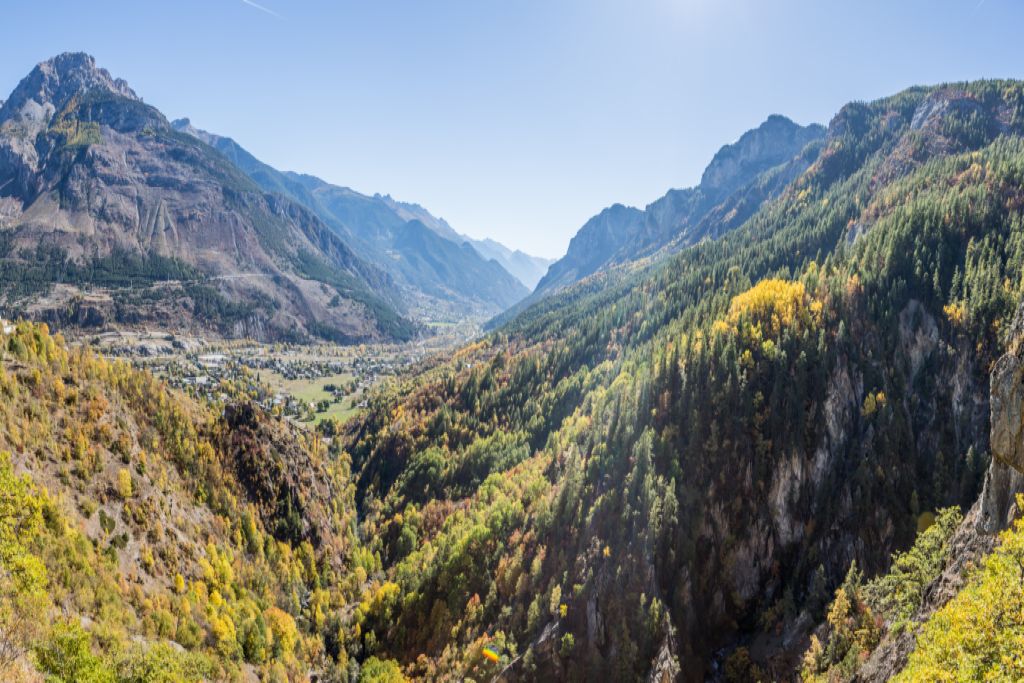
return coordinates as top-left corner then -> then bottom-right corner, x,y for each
0,453 -> 48,673
116,468 -> 133,499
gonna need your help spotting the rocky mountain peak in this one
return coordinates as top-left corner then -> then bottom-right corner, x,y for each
0,52 -> 139,127
171,116 -> 216,144
170,116 -> 194,132
0,54 -> 414,342
700,114 -> 825,197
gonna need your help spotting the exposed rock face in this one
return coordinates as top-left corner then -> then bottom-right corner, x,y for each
503,309 -> 991,679
0,53 -> 411,342
990,350 -> 1024,473
647,625 -> 682,683
502,292 -> 987,683
531,115 -> 825,299
908,89 -> 987,132
898,299 -> 940,382
827,86 -> 1018,192
668,300 -> 990,680
0,52 -> 138,128
495,620 -> 565,682
536,204 -> 645,293
700,115 -> 825,197
971,304 -> 1024,537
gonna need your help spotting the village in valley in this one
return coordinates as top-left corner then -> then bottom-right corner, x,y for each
71,320 -> 479,430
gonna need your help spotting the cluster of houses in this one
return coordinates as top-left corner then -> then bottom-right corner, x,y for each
134,346 -> 410,423
148,354 -> 317,418
238,354 -> 347,382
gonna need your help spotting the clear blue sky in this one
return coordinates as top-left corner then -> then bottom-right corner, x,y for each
1,0 -> 1022,258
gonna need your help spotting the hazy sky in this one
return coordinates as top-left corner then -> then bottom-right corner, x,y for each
1,0 -> 1022,258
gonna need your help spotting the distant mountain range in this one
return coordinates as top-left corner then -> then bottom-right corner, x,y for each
374,194 -> 554,290
172,117 -> 551,311
0,53 -> 551,342
468,237 -> 554,290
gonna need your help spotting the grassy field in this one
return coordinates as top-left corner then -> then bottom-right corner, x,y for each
258,370 -> 360,424
316,400 -> 359,424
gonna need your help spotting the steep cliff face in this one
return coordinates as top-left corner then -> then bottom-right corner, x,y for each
536,204 -> 646,292
696,115 -> 826,202
477,293 -> 997,682
490,302 -> 990,682
989,343 -> 1024,474
678,304 -> 991,679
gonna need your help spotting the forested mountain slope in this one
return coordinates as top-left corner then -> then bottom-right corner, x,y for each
341,80 -> 1024,680
0,53 -> 413,342
0,321 -> 371,681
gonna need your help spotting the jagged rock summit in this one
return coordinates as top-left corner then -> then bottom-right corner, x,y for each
700,114 -> 825,196
527,114 -> 825,301
0,52 -> 138,127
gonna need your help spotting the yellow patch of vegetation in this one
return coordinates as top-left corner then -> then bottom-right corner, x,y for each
713,279 -> 821,343
727,279 -> 808,329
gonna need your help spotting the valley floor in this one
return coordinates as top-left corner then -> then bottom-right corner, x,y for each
66,319 -> 480,428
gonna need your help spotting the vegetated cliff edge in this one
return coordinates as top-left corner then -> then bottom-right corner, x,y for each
849,307 -> 1024,681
